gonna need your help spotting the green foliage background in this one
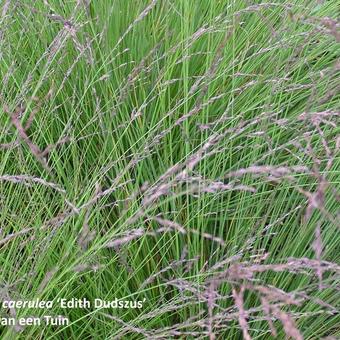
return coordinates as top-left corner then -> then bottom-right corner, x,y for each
0,0 -> 339,339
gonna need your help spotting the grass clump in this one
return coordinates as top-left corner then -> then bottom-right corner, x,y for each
0,0 -> 339,339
